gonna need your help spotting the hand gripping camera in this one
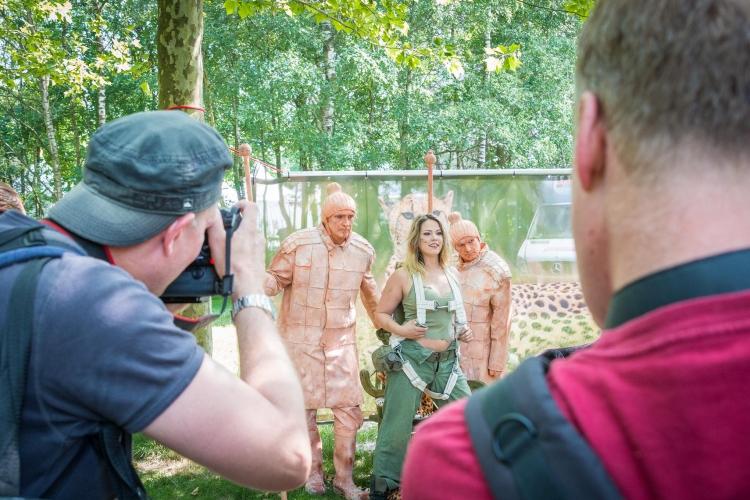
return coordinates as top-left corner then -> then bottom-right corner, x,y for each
161,206 -> 242,303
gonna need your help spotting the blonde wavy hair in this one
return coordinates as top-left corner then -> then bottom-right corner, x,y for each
402,214 -> 451,277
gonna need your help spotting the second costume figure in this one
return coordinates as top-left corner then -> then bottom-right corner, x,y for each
265,182 -> 380,500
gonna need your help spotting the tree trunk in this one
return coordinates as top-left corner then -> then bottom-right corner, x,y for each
33,149 -> 44,216
275,144 -> 282,176
398,68 -> 412,170
157,0 -> 211,353
157,0 -> 204,119
92,0 -> 108,126
70,96 -> 82,174
321,20 -> 335,136
38,76 -> 63,201
231,92 -> 245,200
478,27 -> 491,169
203,71 -> 216,127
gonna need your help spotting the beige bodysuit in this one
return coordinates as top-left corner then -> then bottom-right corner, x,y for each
264,224 -> 381,409
456,244 -> 513,384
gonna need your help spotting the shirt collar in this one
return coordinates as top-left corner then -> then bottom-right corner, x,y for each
605,248 -> 750,329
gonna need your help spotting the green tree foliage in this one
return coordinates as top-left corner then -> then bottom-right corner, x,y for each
0,0 -> 585,215
0,0 -> 144,214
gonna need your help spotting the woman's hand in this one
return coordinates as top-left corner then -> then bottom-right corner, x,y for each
457,326 -> 473,343
488,369 -> 503,379
399,319 -> 428,340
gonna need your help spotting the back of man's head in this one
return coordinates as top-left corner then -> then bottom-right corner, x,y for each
49,111 -> 232,246
0,181 -> 24,215
577,0 -> 750,175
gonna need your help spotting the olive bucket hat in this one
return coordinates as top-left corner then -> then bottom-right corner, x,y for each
49,111 -> 232,246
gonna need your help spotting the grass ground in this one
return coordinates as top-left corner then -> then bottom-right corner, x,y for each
134,423 -> 376,499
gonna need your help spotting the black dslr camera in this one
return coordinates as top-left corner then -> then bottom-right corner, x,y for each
161,206 -> 242,303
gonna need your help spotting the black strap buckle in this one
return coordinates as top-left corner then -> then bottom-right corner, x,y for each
492,412 -> 538,464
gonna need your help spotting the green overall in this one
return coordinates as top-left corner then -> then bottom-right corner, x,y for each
371,284 -> 472,494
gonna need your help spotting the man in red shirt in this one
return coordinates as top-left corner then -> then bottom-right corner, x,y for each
401,0 -> 750,498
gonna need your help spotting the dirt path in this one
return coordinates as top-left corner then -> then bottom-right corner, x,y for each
211,326 -> 239,375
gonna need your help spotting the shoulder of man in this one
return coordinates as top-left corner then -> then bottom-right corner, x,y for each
348,232 -> 376,258
478,250 -> 512,282
279,227 -> 323,254
33,250 -> 203,430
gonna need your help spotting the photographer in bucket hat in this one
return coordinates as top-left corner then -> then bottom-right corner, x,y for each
265,182 -> 380,500
0,111 -> 309,498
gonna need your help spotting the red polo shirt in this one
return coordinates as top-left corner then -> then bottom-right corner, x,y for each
402,250 -> 750,500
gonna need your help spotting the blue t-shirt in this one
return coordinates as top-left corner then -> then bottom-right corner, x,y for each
0,211 -> 204,498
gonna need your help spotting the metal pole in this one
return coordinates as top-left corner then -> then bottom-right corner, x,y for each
238,143 -> 253,202
425,150 -> 436,213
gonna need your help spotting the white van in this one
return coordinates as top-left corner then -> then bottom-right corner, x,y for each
516,178 -> 578,282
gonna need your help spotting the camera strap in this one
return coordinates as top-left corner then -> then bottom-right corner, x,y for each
216,205 -> 242,315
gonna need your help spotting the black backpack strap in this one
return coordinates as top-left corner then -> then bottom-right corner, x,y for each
0,224 -> 149,499
97,425 -> 149,500
465,357 -> 623,500
0,258 -> 52,497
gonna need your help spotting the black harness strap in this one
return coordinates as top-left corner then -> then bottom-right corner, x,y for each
465,357 -> 623,500
99,425 -> 148,500
0,258 -> 51,497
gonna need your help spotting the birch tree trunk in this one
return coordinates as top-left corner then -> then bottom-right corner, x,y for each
92,0 -> 108,126
477,27 -> 491,169
321,20 -> 335,136
398,68 -> 412,170
232,92 -> 245,200
70,97 -> 82,172
38,76 -> 63,201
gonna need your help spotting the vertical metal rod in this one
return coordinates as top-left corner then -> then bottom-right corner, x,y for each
239,143 -> 253,202
425,150 -> 437,213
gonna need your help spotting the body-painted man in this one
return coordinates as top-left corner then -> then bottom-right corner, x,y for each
265,183 -> 380,500
448,212 -> 512,384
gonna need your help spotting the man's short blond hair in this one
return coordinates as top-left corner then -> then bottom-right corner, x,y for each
577,0 -> 750,174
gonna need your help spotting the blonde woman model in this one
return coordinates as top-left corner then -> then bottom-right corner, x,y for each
370,214 -> 473,500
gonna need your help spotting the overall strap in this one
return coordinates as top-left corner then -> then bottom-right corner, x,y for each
445,272 -> 467,327
396,352 -> 459,401
465,357 -> 622,500
0,258 -> 52,497
411,274 -> 437,326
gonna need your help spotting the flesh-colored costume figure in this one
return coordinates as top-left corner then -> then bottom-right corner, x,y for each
448,212 -> 512,384
265,183 -> 380,500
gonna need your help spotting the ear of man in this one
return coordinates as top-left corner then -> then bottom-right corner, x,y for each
574,92 -> 608,192
162,212 -> 197,257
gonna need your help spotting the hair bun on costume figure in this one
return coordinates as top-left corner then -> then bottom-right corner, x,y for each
448,211 -> 480,247
322,182 -> 357,221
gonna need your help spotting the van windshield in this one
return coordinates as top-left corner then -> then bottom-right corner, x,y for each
529,204 -> 573,239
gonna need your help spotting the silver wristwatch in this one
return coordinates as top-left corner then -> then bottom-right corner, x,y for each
231,295 -> 277,321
